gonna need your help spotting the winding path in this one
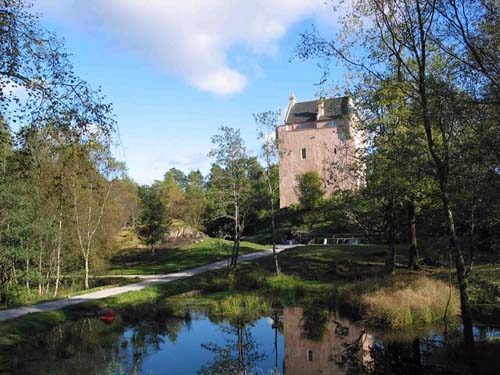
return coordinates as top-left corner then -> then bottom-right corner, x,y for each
0,245 -> 296,323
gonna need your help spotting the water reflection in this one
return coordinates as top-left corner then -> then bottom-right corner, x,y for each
3,304 -> 500,374
198,319 -> 268,375
284,306 -> 372,375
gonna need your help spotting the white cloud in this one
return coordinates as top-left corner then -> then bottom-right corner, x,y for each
36,0 -> 337,95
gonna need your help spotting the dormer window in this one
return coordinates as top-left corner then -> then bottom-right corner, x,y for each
328,120 -> 337,127
299,122 -> 316,130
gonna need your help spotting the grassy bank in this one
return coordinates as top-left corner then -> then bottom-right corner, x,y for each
108,237 -> 269,275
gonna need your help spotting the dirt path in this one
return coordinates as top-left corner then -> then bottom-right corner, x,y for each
0,246 -> 295,323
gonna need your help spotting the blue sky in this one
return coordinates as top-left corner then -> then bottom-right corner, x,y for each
35,0 -> 347,184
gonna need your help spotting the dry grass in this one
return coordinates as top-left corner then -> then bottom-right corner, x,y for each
339,275 -> 459,328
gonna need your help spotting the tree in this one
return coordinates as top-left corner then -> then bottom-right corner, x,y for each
69,142 -> 120,289
1,0 -> 115,136
184,170 -> 206,228
163,168 -> 188,191
254,110 -> 281,274
296,171 -> 324,211
207,126 -> 257,276
136,185 -> 168,256
158,170 -> 187,222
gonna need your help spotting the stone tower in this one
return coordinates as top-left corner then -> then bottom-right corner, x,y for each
277,95 -> 364,208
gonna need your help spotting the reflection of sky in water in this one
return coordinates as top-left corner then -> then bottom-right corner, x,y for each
135,316 -> 284,375
473,325 -> 500,339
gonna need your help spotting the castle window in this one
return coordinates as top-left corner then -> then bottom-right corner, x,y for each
328,120 -> 337,127
299,122 -> 316,130
334,147 -> 337,155
301,148 -> 307,159
307,350 -> 313,362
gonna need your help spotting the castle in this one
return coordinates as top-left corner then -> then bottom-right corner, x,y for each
277,94 -> 364,208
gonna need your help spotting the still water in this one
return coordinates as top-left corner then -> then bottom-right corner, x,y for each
3,306 -> 500,374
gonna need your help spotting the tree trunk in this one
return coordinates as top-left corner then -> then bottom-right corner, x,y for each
228,206 -> 240,276
441,189 -> 474,348
25,259 -> 30,295
408,199 -> 419,270
273,311 -> 279,370
385,197 -> 396,274
413,7 -> 474,343
237,323 -> 243,373
385,239 -> 396,274
53,208 -> 63,297
38,249 -> 43,296
84,255 -> 89,290
231,234 -> 241,275
270,196 -> 280,275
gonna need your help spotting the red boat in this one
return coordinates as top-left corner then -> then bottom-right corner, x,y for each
100,308 -> 116,323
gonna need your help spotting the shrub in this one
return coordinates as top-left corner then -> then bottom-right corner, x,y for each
0,285 -> 29,306
337,275 -> 459,328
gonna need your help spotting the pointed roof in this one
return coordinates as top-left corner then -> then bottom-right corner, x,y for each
285,96 -> 349,124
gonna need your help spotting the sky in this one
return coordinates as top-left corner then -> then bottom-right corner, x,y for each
34,0 -> 348,184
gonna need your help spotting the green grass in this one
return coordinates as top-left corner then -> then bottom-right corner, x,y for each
108,237 -> 269,275
0,277 -> 139,311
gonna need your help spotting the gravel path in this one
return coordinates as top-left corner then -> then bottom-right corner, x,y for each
0,246 -> 296,323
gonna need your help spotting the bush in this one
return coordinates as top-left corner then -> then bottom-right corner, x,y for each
0,285 -> 29,306
233,270 -> 266,291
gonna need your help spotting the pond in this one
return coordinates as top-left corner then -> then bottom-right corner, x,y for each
3,305 -> 500,374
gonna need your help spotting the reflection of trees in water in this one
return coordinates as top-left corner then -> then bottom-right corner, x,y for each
114,317 -> 186,374
272,310 -> 283,371
198,319 -> 267,375
300,303 -> 329,341
11,317 -> 124,374
334,321 -> 473,375
11,315 -> 187,375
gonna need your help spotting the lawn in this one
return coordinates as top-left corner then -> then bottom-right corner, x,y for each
107,237 -> 270,275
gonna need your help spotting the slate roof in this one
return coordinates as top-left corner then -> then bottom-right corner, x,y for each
285,96 -> 349,124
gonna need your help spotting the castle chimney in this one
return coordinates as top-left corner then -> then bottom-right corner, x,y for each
285,92 -> 296,125
317,97 -> 325,119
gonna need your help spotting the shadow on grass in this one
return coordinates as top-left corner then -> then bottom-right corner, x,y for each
108,239 -> 268,275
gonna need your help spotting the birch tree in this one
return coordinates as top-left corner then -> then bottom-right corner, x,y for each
208,126 -> 256,276
254,110 -> 281,274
